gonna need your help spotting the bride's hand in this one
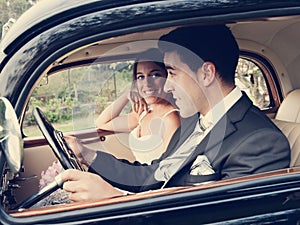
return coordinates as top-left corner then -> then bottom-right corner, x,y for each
129,91 -> 149,115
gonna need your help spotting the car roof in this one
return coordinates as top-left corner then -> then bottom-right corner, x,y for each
2,0 -> 300,56
0,0 -> 154,55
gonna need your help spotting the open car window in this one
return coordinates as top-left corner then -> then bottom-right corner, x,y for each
23,60 -> 134,136
23,56 -> 274,137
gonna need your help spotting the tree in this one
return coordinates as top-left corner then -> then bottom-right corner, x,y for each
0,0 -> 40,39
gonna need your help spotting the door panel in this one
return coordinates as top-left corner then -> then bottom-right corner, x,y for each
14,143 -> 56,202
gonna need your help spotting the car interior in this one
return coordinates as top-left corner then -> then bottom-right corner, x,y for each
6,13 -> 300,216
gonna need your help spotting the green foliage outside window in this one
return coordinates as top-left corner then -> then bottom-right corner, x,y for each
0,0 -> 40,39
235,58 -> 270,109
23,61 -> 133,136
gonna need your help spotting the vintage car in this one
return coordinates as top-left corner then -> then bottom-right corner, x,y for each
1,0 -> 300,224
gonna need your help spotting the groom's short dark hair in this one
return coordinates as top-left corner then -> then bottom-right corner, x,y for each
158,25 -> 239,86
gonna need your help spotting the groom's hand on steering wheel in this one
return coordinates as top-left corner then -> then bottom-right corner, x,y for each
64,136 -> 97,166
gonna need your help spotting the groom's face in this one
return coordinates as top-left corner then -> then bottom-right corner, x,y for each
163,51 -> 204,118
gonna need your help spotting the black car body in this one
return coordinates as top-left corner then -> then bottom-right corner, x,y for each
1,0 -> 300,224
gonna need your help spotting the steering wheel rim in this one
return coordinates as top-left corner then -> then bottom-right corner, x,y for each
33,107 -> 83,170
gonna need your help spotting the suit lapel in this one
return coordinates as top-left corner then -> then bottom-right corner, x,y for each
182,93 -> 253,170
192,114 -> 236,160
175,114 -> 200,149
161,93 -> 254,187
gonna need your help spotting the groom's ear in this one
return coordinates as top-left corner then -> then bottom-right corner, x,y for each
198,62 -> 216,87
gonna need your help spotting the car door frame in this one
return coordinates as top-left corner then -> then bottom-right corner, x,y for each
2,0 -> 300,224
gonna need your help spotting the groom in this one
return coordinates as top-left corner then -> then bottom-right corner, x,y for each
61,25 -> 290,202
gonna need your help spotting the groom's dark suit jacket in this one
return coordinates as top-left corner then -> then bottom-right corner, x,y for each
89,93 -> 290,192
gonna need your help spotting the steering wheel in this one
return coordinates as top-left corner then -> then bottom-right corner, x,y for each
12,107 -> 84,210
33,107 -> 83,171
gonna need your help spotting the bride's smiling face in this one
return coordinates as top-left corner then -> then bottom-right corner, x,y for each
135,61 -> 168,104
